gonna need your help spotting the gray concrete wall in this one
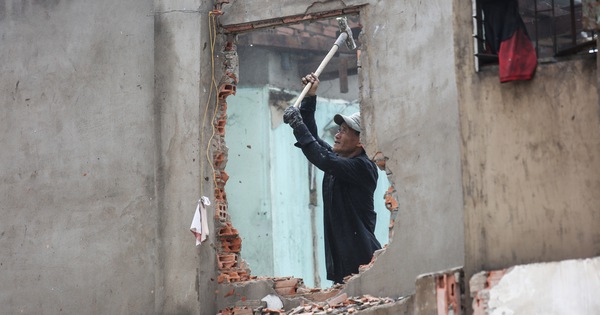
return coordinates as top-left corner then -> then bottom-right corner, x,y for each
220,0 -> 465,299
2,0 -> 593,313
0,0 -> 158,313
153,0 -> 218,314
1,0 -> 220,314
453,0 -> 600,307
346,0 -> 464,298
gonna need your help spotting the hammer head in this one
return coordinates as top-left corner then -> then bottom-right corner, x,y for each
336,17 -> 357,50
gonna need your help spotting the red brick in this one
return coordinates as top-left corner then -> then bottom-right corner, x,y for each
221,237 -> 242,253
218,222 -> 239,238
217,253 -> 238,269
219,84 -> 236,99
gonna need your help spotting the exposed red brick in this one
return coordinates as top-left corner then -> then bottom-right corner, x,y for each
221,237 -> 242,253
217,269 -> 254,284
436,273 -> 462,315
217,253 -> 238,269
215,170 -> 230,188
225,71 -> 238,84
214,151 -> 227,170
216,119 -> 227,135
471,269 -> 509,315
372,151 -> 387,170
214,187 -> 227,202
224,40 -> 235,51
219,84 -> 237,100
218,222 -> 239,238
217,307 -> 233,315
486,270 -> 508,288
274,277 -> 301,296
384,186 -> 399,211
215,202 -> 230,222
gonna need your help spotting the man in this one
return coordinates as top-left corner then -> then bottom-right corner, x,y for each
283,73 -> 382,284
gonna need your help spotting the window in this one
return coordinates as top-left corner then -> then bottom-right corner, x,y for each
473,0 -> 596,70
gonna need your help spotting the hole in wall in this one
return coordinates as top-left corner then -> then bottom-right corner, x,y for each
220,14 -> 398,289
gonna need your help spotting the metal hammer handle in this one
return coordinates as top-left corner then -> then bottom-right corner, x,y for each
292,32 -> 350,108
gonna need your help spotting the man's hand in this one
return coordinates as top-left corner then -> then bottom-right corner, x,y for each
283,106 -> 303,128
301,73 -> 319,96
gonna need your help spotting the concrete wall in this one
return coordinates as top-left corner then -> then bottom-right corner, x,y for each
1,0 -> 219,313
453,0 -> 600,308
0,0 -> 158,313
220,0 -> 465,299
153,0 -> 218,314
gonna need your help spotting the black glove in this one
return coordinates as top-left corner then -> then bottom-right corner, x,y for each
283,106 -> 303,129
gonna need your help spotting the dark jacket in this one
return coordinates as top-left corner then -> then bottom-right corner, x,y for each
292,95 -> 381,283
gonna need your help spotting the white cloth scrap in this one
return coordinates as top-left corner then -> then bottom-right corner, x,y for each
190,196 -> 211,245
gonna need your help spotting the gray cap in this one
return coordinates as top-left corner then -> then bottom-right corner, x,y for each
334,112 -> 361,133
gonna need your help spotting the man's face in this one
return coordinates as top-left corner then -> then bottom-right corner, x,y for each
332,122 -> 362,158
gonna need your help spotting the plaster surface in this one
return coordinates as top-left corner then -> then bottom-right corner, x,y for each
153,0 -> 218,313
477,257 -> 600,314
344,0 -> 465,298
454,0 -> 600,311
454,0 -> 600,278
0,0 -> 157,313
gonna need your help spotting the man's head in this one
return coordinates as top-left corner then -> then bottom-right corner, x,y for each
332,112 -> 363,158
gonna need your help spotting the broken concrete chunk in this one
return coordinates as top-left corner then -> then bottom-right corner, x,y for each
261,294 -> 283,310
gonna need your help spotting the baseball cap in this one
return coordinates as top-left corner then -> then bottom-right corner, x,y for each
333,112 -> 361,133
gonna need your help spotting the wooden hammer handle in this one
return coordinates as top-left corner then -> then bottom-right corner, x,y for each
292,32 -> 348,108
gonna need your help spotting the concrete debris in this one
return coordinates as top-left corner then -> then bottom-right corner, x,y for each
218,294 -> 403,315
261,294 -> 283,310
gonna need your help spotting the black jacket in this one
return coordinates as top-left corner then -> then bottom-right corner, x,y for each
292,96 -> 381,283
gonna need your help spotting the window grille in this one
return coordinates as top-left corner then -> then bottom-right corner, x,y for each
473,0 -> 596,71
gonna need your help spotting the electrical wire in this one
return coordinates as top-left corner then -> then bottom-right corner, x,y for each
201,11 -> 220,195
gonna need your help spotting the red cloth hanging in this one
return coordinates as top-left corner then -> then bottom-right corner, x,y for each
498,27 -> 537,83
481,0 -> 537,83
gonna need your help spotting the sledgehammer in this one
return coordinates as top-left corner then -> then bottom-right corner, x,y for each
292,16 -> 357,108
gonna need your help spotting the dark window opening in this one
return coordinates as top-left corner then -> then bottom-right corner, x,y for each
473,0 -> 597,70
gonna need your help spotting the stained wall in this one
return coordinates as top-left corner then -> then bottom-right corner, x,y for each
453,0 -> 600,311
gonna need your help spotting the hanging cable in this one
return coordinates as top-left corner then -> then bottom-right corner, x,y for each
200,11 -> 219,195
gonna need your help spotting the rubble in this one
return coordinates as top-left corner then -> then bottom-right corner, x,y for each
217,293 -> 405,315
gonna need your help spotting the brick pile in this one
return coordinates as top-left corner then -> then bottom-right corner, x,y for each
217,293 -> 403,315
